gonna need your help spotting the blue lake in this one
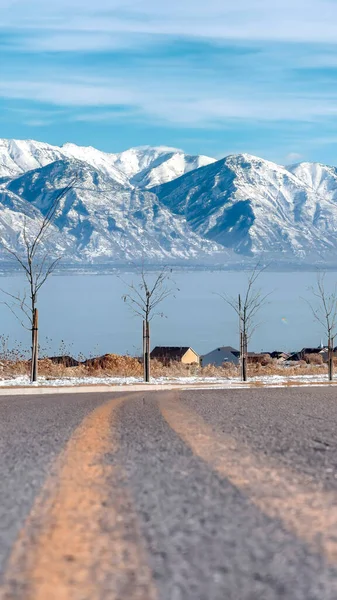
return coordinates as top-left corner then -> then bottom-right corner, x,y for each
0,270 -> 334,358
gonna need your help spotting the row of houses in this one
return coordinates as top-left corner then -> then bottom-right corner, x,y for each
150,345 -> 333,367
150,346 -> 243,366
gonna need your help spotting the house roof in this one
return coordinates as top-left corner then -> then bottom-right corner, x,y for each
219,346 -> 238,353
204,346 -> 239,354
150,346 -> 199,359
202,346 -> 240,358
287,352 -> 301,360
48,355 -> 80,367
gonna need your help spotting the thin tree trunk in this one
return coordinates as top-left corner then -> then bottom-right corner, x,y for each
143,319 -> 146,382
31,308 -> 38,383
328,336 -> 333,382
239,294 -> 243,381
145,319 -> 150,383
242,332 -> 248,382
142,319 -> 150,383
240,331 -> 243,381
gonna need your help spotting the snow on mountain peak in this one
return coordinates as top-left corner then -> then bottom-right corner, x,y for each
0,138 -> 215,190
2,138 -> 337,266
0,138 -> 65,178
1,156 -> 223,263
152,152 -> 337,263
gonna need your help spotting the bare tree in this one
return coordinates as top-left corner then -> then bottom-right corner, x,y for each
305,272 -> 337,381
217,264 -> 271,381
122,266 -> 177,382
0,179 -> 76,382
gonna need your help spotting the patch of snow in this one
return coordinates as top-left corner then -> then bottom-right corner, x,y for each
0,373 -> 334,388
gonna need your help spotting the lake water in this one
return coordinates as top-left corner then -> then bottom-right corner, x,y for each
0,270 -> 334,358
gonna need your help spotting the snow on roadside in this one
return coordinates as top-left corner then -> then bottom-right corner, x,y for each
0,373 -> 334,388
0,375 -> 142,387
250,374 -> 330,384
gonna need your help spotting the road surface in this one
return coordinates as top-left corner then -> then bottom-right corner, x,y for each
1,387 -> 337,599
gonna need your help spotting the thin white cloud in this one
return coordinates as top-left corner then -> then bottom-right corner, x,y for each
1,74 -> 337,126
2,0 -> 337,135
285,152 -> 303,163
2,0 -> 337,46
23,119 -> 52,126
9,32 -> 154,53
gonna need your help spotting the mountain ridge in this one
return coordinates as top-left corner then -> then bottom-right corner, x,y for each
1,138 -> 337,267
1,155 -> 225,263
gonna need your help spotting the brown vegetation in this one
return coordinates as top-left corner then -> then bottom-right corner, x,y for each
83,354 -> 143,377
303,353 -> 324,365
247,354 -> 273,366
0,351 -> 330,382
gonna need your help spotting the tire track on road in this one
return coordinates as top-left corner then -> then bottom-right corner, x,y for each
117,393 -> 336,599
160,392 -> 337,566
0,395 -> 158,600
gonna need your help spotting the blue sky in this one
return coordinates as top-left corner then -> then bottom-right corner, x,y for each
1,0 -> 337,164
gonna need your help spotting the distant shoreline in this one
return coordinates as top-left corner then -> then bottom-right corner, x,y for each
1,261 -> 337,276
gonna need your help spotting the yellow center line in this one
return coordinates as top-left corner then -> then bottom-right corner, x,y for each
0,396 -> 157,600
160,393 -> 337,564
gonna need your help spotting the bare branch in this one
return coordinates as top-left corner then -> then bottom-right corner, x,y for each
35,256 -> 62,293
216,262 -> 271,341
0,243 -> 30,277
0,175 -> 78,378
120,265 -> 176,322
0,288 -> 31,329
305,272 -> 337,340
29,178 -> 77,259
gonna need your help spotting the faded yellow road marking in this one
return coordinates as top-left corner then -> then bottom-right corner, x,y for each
160,394 -> 337,563
0,396 -> 157,600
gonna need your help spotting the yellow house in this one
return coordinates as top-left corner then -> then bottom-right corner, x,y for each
150,346 -> 200,365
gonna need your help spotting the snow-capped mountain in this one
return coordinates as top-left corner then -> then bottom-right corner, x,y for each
152,153 -> 337,261
106,145 -> 216,188
287,161 -> 337,198
0,138 -> 214,189
2,157 -> 223,262
2,137 -> 337,267
0,186 -> 71,259
0,139 -> 66,179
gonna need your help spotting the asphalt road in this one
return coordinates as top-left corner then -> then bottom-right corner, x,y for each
1,387 -> 337,599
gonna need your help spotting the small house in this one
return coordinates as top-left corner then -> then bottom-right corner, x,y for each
150,346 -> 200,365
287,352 -> 301,362
301,347 -> 325,357
48,355 -> 80,367
247,352 -> 271,365
287,347 -> 328,363
201,346 -> 240,367
269,351 -> 290,361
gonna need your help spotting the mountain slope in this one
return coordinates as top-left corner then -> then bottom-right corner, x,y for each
61,144 -> 216,189
0,139 -> 65,179
286,161 -> 337,200
152,153 -> 337,260
3,158 -> 223,262
0,187 -> 70,259
0,138 -> 215,189
107,146 -> 216,188
3,138 -> 337,266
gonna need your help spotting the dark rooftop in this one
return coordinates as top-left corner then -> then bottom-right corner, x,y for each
150,346 -> 198,359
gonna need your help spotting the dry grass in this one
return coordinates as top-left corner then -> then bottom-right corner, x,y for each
0,353 -> 332,382
246,360 -> 326,377
83,354 -> 143,377
303,353 -> 324,365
